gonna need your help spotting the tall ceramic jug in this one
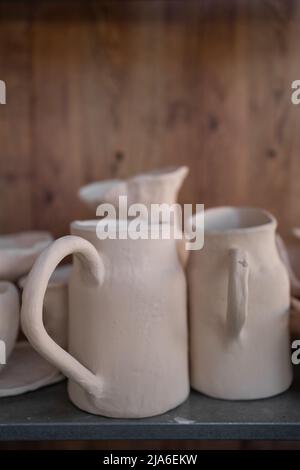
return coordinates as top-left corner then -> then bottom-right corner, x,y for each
188,207 -> 292,400
21,220 -> 189,417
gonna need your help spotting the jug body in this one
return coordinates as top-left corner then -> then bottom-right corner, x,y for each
68,221 -> 189,417
22,220 -> 189,417
188,207 -> 292,400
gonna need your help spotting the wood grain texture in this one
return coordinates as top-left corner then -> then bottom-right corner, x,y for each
0,2 -> 33,233
0,0 -> 299,237
0,0 -> 300,449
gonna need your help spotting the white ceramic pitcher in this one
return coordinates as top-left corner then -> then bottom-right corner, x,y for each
21,220 -> 189,417
188,207 -> 292,400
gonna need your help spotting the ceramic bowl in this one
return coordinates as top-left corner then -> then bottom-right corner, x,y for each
0,231 -> 53,281
0,282 -> 19,371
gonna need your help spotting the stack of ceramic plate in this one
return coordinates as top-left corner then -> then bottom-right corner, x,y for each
0,231 -> 67,397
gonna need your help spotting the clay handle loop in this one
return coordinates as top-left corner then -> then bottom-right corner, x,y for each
21,235 -> 105,396
226,247 -> 249,338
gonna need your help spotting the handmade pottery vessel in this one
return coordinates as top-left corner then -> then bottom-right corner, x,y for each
188,206 -> 292,400
21,220 -> 189,417
78,166 -> 189,213
0,282 -> 19,371
0,231 -> 53,281
19,264 -> 71,350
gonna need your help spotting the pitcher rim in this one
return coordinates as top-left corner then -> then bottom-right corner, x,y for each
190,206 -> 277,235
71,219 -> 179,234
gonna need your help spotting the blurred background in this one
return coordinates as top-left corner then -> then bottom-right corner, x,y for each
0,0 -> 300,450
1,0 -> 300,239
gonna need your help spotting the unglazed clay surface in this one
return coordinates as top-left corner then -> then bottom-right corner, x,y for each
0,231 -> 53,281
21,221 -> 189,418
0,282 -> 19,372
188,207 -> 292,400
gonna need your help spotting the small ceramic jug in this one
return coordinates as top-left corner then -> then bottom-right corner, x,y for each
188,207 -> 292,400
21,220 -> 189,417
0,282 -> 19,371
19,265 -> 71,350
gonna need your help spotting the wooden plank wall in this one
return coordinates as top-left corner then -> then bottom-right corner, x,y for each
0,0 -> 300,238
0,0 -> 300,450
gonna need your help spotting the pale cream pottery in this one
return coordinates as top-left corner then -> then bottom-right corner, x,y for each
0,282 -> 19,371
188,207 -> 292,400
21,220 -> 189,418
19,264 -> 71,350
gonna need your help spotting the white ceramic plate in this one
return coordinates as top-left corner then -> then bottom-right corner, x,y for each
0,341 -> 64,397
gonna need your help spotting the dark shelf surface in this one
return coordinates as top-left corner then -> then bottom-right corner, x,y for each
1,367 -> 300,441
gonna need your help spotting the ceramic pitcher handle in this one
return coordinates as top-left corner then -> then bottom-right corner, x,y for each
226,248 -> 249,338
21,235 -> 105,396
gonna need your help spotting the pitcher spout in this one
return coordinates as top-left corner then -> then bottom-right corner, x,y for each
127,165 -> 189,205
